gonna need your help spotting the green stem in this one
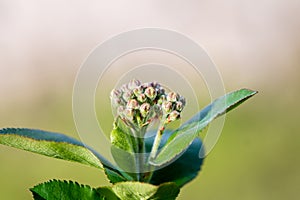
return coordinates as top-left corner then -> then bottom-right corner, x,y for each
144,121 -> 166,182
149,123 -> 165,160
138,137 -> 144,181
135,127 -> 146,181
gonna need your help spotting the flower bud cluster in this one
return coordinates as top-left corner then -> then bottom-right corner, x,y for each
161,92 -> 186,123
111,79 -> 186,128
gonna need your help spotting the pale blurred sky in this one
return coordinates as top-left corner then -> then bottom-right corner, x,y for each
0,0 -> 300,101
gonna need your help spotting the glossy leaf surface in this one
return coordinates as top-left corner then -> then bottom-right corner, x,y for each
151,89 -> 257,166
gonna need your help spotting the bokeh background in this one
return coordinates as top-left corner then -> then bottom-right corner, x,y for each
1,0 -> 299,199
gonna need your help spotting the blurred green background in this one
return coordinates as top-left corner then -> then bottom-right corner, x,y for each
1,0 -> 300,199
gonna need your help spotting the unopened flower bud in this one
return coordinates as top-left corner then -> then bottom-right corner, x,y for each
137,93 -> 147,102
167,110 -> 180,122
167,92 -> 178,102
121,84 -> 129,92
122,91 -> 133,102
162,101 -> 173,113
145,87 -> 157,100
141,82 -> 151,88
111,88 -> 127,108
111,98 -> 121,108
158,87 -> 165,94
157,94 -> 166,105
117,106 -> 125,118
111,89 -> 121,99
140,103 -> 150,117
150,81 -> 160,88
117,106 -> 124,113
128,79 -> 141,89
179,96 -> 186,106
124,108 -> 134,120
176,101 -> 184,111
133,87 -> 142,97
127,99 -> 139,109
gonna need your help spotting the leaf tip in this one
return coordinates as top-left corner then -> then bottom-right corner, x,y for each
240,88 -> 258,95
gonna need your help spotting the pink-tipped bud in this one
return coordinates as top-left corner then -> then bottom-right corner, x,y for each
167,110 -> 180,122
117,106 -> 125,119
162,101 -> 173,113
167,92 -> 178,102
137,93 -> 147,103
127,99 -> 139,109
120,84 -> 129,92
122,91 -> 133,102
111,98 -> 121,108
140,103 -> 151,117
117,106 -> 124,113
110,89 -> 121,99
145,86 -> 157,100
128,79 -> 141,90
124,108 -> 134,120
133,87 -> 142,97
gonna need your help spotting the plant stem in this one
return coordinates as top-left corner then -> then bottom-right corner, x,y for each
149,122 -> 165,160
144,121 -> 166,182
136,127 -> 146,181
137,137 -> 144,181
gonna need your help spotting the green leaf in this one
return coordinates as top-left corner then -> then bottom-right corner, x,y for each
0,128 -> 127,181
111,118 -> 136,153
30,180 -> 120,200
145,131 -> 204,187
112,182 -> 180,200
149,183 -> 180,200
104,165 -> 131,184
110,118 -> 138,178
111,146 -> 137,177
32,180 -> 180,200
96,187 -> 120,200
151,89 -> 257,166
